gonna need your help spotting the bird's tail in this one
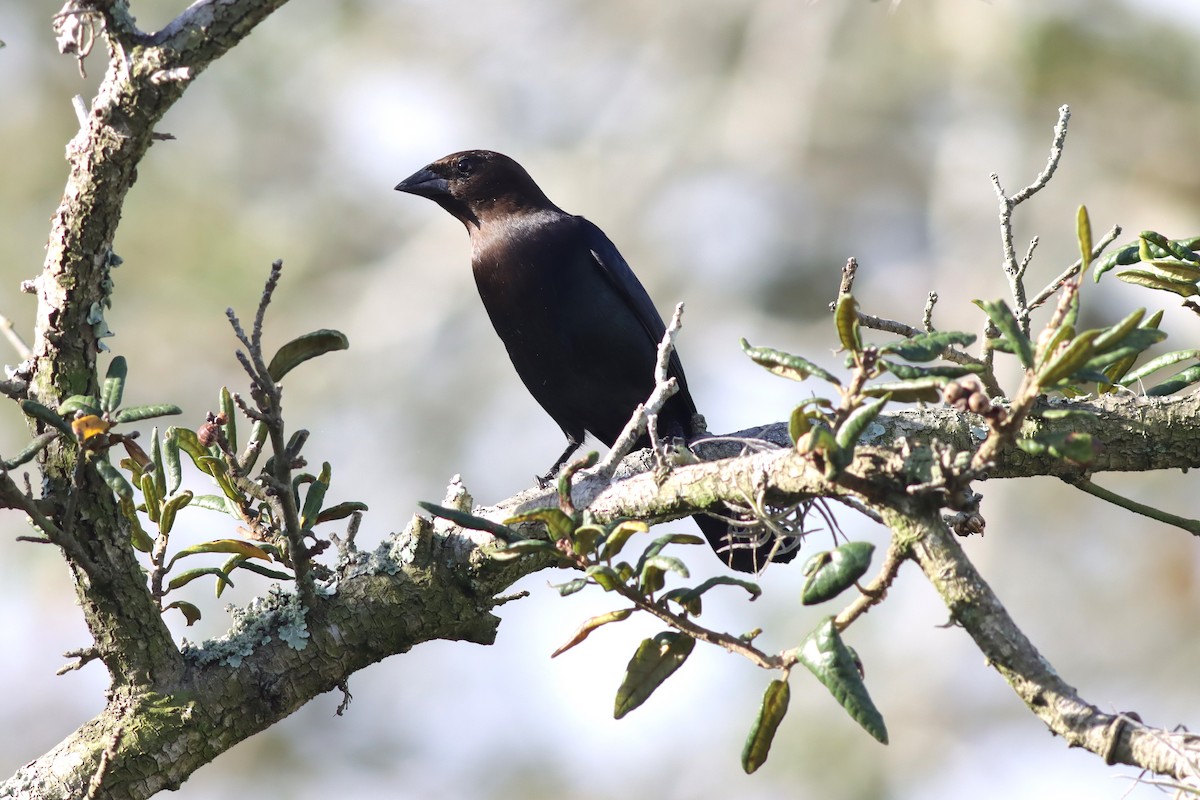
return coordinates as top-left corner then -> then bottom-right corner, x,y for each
692,512 -> 800,574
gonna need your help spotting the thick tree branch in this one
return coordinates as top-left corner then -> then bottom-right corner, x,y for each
898,501 -> 1200,786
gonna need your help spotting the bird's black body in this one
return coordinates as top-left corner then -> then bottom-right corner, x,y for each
396,150 -> 791,572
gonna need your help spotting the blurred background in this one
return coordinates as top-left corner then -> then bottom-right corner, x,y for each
2,0 -> 1200,797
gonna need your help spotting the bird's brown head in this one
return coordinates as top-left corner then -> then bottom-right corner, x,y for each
394,150 -> 556,229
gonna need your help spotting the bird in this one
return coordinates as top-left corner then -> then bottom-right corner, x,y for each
395,150 -> 794,572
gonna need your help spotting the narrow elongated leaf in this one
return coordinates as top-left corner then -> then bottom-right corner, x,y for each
639,555 -> 690,594
1091,308 -> 1145,353
599,520 -> 649,562
418,501 -> 520,543
158,491 -> 193,536
975,299 -> 1034,368
163,427 -> 183,495
113,404 -> 183,424
166,538 -> 272,571
299,462 -> 331,531
267,329 -> 350,381
551,608 -> 635,658
585,564 -> 622,591
614,632 -> 695,719
94,458 -> 133,500
315,501 -> 369,524
101,356 -> 127,413
20,400 -> 75,438
1147,365 -> 1200,397
504,507 -> 576,541
220,386 -> 238,453
742,679 -> 791,774
796,618 -> 888,743
1,432 -> 57,470
163,600 -> 202,626
801,542 -> 875,605
1076,205 -> 1093,277
487,539 -> 557,562
836,397 -> 888,450
229,560 -> 294,581
880,330 -> 976,362
834,293 -> 862,353
191,494 -> 240,515
1119,350 -> 1200,386
740,339 -> 840,385
140,472 -> 161,524
861,378 -> 945,403
881,361 -> 982,380
166,567 -> 230,593
1081,328 -> 1167,373
1036,329 -> 1101,386
550,578 -> 589,597
1117,269 -> 1199,297
56,394 -> 102,417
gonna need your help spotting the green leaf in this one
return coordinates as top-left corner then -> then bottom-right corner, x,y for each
140,472 -> 161,524
163,600 -> 202,626
585,564 -> 623,591
163,427 -> 183,495
551,608 -> 635,658
742,679 -> 791,774
158,491 -> 193,536
1147,365 -> 1200,397
879,330 -> 976,362
120,496 -> 155,552
638,555 -> 690,594
1120,350 -> 1200,386
504,507 -> 577,540
113,404 -> 183,424
489,539 -> 558,562
220,386 -> 238,454
836,397 -> 888,450
834,293 -> 862,353
56,394 -> 102,417
975,299 -> 1033,368
166,538 -> 273,571
1079,328 -> 1166,374
1017,431 -> 1098,465
101,356 -> 127,413
680,575 -> 762,602
599,520 -> 649,562
20,400 -> 75,438
1116,268 -> 1199,297
880,361 -> 983,380
801,542 -> 875,605
614,632 -> 695,719
550,578 -> 589,597
299,461 -> 331,531
0,432 -> 57,470
228,559 -> 293,582
1076,205 -> 1093,277
267,329 -> 350,381
417,501 -> 520,543
191,494 -> 240,516
94,457 -> 133,500
795,618 -> 888,743
166,567 -> 231,593
740,338 -> 840,385
861,378 -> 946,403
1036,329 -> 1101,387
315,501 -> 369,524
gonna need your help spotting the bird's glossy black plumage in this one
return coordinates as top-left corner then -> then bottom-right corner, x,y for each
395,150 -> 792,572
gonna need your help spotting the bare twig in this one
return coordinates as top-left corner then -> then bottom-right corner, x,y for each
1028,225 -> 1122,310
596,303 -> 685,478
991,104 -> 1071,334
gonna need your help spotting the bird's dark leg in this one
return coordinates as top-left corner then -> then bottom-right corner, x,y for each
537,434 -> 583,488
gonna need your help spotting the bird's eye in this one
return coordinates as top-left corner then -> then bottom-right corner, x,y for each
454,157 -> 474,176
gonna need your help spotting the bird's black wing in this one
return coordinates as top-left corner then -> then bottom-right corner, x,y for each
577,217 -> 694,405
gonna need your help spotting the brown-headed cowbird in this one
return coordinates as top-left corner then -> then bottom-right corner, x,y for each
395,150 -> 793,572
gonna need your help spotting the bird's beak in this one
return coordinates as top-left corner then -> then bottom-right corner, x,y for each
394,167 -> 450,198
